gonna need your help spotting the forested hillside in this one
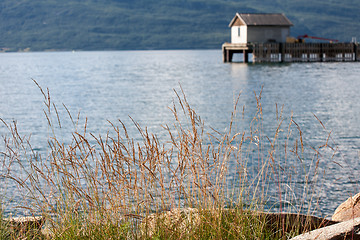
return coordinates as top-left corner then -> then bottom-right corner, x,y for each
0,0 -> 358,51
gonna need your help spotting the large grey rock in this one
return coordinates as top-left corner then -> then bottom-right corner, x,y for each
332,192 -> 360,222
2,216 -> 45,238
4,216 -> 45,231
290,217 -> 360,240
140,208 -> 336,238
141,208 -> 200,238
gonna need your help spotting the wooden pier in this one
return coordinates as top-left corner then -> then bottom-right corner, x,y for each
222,42 -> 360,63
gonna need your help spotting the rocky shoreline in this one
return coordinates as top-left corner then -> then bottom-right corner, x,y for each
5,193 -> 360,239
141,192 -> 360,239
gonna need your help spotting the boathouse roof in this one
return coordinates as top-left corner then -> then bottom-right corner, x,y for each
229,13 -> 293,27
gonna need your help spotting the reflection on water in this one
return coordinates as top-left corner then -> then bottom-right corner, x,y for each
0,50 -> 360,216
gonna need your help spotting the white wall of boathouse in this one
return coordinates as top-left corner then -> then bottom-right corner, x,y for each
231,26 -> 247,44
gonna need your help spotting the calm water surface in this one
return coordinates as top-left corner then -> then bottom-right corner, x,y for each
0,50 -> 360,216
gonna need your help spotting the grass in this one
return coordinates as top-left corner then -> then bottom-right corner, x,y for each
0,208 -> 11,239
0,82 -> 338,239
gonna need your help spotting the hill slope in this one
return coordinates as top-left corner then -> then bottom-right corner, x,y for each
0,0 -> 358,51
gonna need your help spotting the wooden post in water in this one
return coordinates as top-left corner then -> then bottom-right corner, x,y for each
222,45 -> 230,62
227,50 -> 233,62
243,50 -> 249,63
223,49 -> 230,62
320,44 -> 324,62
279,43 -> 285,62
222,47 -> 226,62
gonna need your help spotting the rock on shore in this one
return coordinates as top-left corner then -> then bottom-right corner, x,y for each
290,217 -> 360,240
332,192 -> 360,222
291,192 -> 360,239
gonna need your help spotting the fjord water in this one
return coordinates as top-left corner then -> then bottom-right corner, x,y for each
1,50 -> 360,216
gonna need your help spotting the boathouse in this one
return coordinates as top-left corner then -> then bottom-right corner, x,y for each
223,13 -> 359,63
229,13 -> 293,44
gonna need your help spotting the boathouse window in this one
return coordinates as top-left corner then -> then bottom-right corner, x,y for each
238,27 -> 240,37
